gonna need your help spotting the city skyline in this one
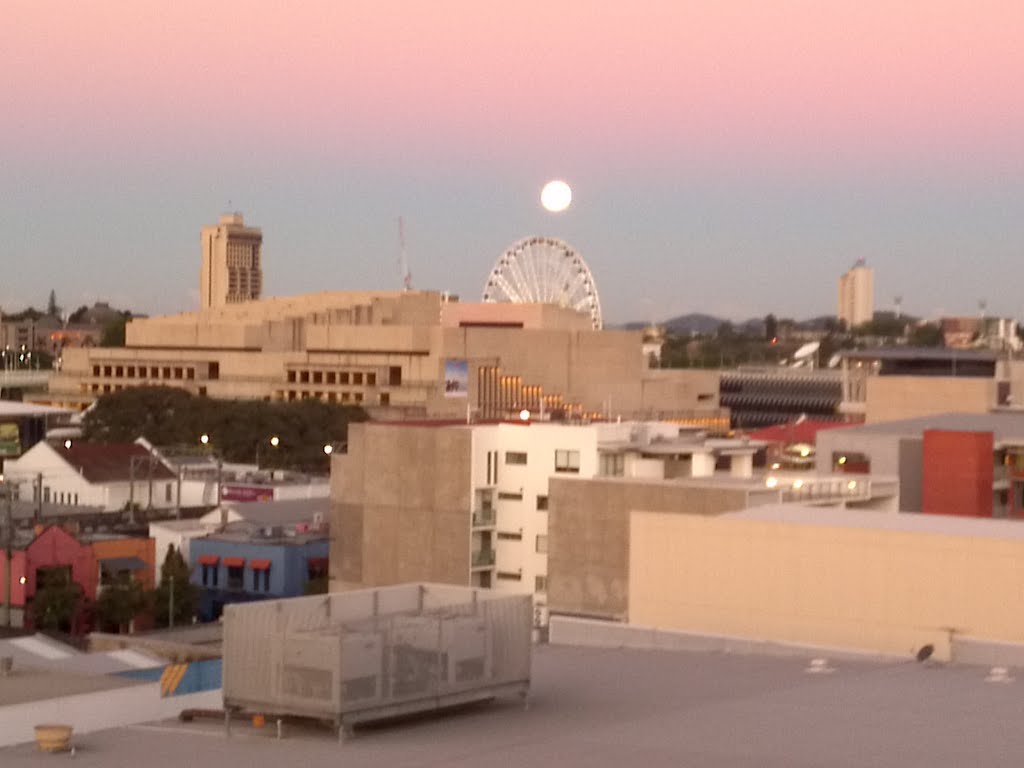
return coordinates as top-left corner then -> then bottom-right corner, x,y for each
3,1 -> 1023,324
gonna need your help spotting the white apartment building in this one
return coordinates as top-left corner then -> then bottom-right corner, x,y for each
333,420 -> 764,621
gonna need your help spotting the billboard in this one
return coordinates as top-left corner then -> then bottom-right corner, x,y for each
0,423 -> 21,458
443,359 -> 469,398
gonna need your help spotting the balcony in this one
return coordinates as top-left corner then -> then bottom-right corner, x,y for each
472,508 -> 496,528
471,549 -> 496,569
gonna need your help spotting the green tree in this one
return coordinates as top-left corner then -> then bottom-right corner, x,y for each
153,545 -> 197,628
908,323 -> 944,347
32,569 -> 82,632
764,314 -> 778,342
100,314 -> 128,347
68,304 -> 89,323
82,386 -> 368,473
95,574 -> 148,634
47,290 -> 61,318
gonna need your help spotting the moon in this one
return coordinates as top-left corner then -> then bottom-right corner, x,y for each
541,180 -> 572,212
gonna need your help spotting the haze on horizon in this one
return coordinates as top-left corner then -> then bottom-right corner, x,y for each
2,1 -> 1022,325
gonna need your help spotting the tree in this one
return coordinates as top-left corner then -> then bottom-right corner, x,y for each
47,290 -> 61,318
153,545 -> 198,628
100,315 -> 128,347
95,574 -> 148,634
82,386 -> 368,473
764,314 -> 778,342
68,304 -> 89,324
32,570 -> 82,633
908,323 -> 944,347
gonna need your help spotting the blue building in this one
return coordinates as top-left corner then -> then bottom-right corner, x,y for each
189,522 -> 329,622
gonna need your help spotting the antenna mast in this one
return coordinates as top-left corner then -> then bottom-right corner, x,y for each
398,216 -> 412,291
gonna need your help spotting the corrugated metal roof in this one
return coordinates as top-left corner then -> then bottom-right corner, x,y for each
60,443 -> 176,483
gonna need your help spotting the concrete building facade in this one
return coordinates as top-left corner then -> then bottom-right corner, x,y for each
837,258 -> 874,329
627,504 -> 1024,661
200,213 -> 263,310
332,419 -> 771,622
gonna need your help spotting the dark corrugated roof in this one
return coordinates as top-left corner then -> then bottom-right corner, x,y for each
60,443 -> 175,483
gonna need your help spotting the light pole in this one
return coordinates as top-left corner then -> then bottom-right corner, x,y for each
200,434 -> 223,508
256,436 -> 280,469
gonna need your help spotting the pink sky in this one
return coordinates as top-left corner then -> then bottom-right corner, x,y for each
4,1 -> 1023,173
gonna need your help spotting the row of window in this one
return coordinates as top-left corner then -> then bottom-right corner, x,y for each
495,532 -> 548,553
90,363 -> 206,381
200,563 -> 271,592
287,366 -> 402,387
495,572 -> 548,593
497,449 -> 581,473
275,390 -> 389,406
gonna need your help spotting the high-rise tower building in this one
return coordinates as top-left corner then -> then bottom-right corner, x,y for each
837,259 -> 874,329
200,213 -> 263,310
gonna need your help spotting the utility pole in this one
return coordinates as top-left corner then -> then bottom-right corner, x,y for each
146,455 -> 154,511
4,487 -> 12,628
34,473 -> 42,524
174,464 -> 182,521
168,571 -> 175,631
128,457 -> 136,518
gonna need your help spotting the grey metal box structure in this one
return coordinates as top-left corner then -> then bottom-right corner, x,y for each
222,584 -> 532,733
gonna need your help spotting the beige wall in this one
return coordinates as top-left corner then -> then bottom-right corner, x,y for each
547,477 -> 754,621
629,511 -> 1024,660
330,422 -> 472,592
866,376 -> 996,423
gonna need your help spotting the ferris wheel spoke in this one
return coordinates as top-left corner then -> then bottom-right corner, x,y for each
480,237 -> 603,329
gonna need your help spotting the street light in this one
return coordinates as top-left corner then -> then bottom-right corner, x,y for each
323,444 -> 333,456
199,434 -> 222,507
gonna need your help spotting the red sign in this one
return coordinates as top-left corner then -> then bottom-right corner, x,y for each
221,485 -> 274,503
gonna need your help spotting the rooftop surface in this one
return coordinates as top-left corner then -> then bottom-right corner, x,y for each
841,347 -> 999,362
3,644 -> 1023,767
832,411 -> 1024,442
725,503 -> 1024,540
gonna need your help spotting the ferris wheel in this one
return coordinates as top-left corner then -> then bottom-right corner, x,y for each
481,237 -> 603,330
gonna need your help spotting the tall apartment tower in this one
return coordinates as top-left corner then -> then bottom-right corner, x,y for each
200,213 -> 263,310
837,258 -> 874,329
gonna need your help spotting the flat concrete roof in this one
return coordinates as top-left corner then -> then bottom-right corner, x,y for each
842,347 -> 998,362
3,645 -> 1023,767
724,503 -> 1024,540
833,411 -> 1024,442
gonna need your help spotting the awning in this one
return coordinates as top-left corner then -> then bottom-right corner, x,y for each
99,557 -> 148,574
223,557 -> 245,568
249,559 -> 271,571
197,554 -> 220,566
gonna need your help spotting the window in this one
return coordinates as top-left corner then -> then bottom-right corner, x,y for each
165,483 -> 173,502
300,371 -> 309,383
535,575 -> 547,593
313,371 -> 323,384
389,366 -> 402,386
208,362 -> 219,380
497,491 -> 523,501
535,534 -> 548,554
497,531 -> 522,541
536,495 -> 548,511
252,569 -> 270,591
505,451 -> 527,465
496,571 -> 522,582
366,372 -> 376,386
379,393 -> 390,406
201,564 -> 218,587
555,449 -> 580,473
227,566 -> 244,590
599,453 -> 625,477
352,372 -> 363,385
287,370 -> 296,383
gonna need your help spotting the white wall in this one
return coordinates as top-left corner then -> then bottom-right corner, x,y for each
0,684 -> 222,748
472,422 -> 601,610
